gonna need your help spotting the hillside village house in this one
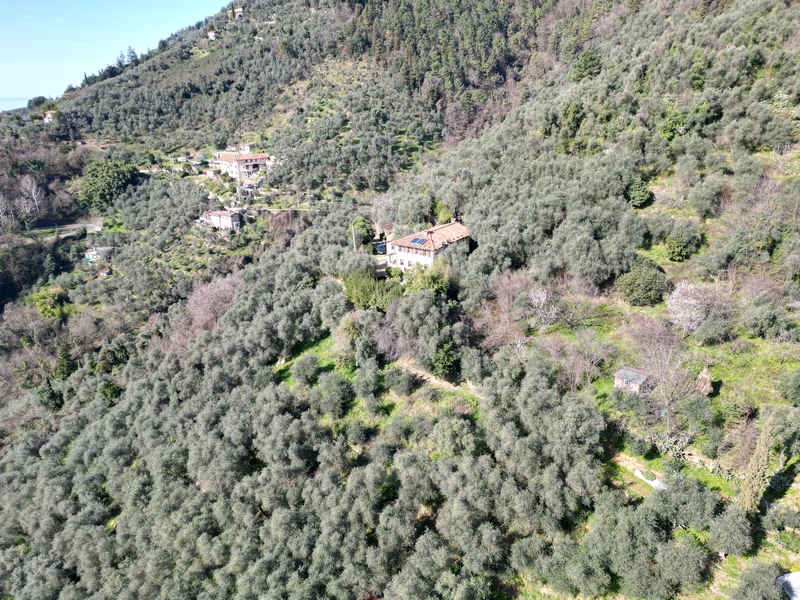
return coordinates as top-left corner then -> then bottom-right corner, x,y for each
200,210 -> 243,230
207,30 -> 218,40
210,152 -> 275,181
43,111 -> 56,123
387,221 -> 470,272
613,367 -> 657,395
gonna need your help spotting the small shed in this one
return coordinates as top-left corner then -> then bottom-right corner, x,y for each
614,366 -> 657,395
98,267 -> 112,278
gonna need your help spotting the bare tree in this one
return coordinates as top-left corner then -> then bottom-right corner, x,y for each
474,271 -> 530,352
14,194 -> 37,229
66,313 -> 101,355
18,175 -> 45,217
771,143 -> 793,175
527,283 -> 561,331
571,328 -> 616,391
627,318 -> 694,433
186,274 -> 243,332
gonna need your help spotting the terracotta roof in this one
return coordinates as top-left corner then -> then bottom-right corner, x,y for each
392,221 -> 469,252
215,152 -> 272,163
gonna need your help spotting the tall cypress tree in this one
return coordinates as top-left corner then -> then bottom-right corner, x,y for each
737,413 -> 776,515
53,346 -> 75,381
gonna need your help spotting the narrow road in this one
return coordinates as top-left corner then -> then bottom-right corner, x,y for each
28,222 -> 101,233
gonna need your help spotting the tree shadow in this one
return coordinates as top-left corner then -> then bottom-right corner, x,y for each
764,463 -> 797,505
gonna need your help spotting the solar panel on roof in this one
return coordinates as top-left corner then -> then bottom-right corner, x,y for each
410,237 -> 427,245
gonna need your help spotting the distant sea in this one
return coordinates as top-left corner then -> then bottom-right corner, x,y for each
0,98 -> 27,112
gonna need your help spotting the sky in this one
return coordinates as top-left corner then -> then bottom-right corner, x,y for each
0,0 -> 225,111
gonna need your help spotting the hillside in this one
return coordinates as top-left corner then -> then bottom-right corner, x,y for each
1,0 -> 800,598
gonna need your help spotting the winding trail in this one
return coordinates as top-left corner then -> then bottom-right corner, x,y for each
394,357 -> 460,392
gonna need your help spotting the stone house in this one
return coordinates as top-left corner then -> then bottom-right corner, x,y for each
200,210 -> 243,230
210,152 -> 275,181
613,366 -> 657,395
386,221 -> 470,272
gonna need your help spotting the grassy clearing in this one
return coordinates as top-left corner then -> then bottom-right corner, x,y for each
273,336 -> 337,387
699,336 -> 800,408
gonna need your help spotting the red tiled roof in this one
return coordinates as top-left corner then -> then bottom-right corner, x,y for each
392,221 -> 469,252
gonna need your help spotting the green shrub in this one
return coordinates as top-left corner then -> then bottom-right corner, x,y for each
37,381 -> 63,410
625,176 -> 653,208
627,435 -> 651,457
100,382 -> 124,407
79,160 -> 138,209
730,562 -> 783,600
617,258 -> 667,306
310,372 -> 354,419
571,49 -> 602,81
777,368 -> 800,406
292,354 -> 320,386
693,316 -> 734,346
384,367 -> 415,396
744,299 -> 797,340
666,234 -> 691,262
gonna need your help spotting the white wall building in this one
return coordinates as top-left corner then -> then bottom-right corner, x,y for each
387,221 -> 469,272
210,152 -> 275,181
200,210 -> 243,230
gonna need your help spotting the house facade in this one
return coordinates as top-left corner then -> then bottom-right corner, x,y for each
613,366 -> 657,395
43,111 -> 56,123
387,221 -> 469,272
200,210 -> 243,230
210,152 -> 275,180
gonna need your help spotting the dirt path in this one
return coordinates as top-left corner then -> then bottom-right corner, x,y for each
612,452 -> 661,479
395,357 -> 460,392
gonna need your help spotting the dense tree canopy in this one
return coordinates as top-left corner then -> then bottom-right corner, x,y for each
1,0 -> 800,597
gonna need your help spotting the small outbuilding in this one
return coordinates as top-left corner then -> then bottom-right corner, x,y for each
614,366 -> 657,395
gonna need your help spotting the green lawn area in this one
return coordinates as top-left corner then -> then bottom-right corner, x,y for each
699,336 -> 800,408
273,336 -> 338,386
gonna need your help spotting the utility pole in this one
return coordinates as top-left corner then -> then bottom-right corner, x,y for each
351,223 -> 357,251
